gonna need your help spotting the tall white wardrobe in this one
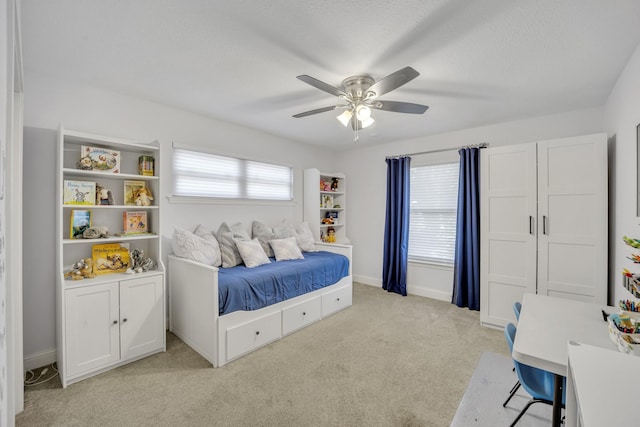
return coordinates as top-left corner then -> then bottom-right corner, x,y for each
480,133 -> 608,329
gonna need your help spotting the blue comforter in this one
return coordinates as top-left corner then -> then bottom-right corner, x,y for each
218,251 -> 349,315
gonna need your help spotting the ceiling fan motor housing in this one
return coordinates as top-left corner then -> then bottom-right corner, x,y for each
342,75 -> 375,100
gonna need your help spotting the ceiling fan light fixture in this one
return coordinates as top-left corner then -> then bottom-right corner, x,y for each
360,116 -> 375,128
355,104 -> 372,121
337,109 -> 353,127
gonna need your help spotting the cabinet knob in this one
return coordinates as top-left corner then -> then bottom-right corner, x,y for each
336,298 -> 340,302
112,320 -> 118,325
255,331 -> 260,336
122,318 -> 128,323
302,312 -> 306,316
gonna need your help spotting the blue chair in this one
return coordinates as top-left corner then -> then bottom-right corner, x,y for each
505,301 -> 523,403
513,301 -> 522,321
503,323 -> 565,426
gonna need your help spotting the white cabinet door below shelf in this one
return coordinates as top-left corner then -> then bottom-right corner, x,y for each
120,274 -> 164,361
65,282 -> 120,377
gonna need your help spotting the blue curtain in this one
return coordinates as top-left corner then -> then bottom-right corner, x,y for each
452,148 -> 480,310
382,156 -> 411,296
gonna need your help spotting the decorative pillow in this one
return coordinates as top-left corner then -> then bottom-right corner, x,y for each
269,237 -> 304,261
172,227 -> 220,266
294,222 -> 317,252
235,238 -> 271,268
273,221 -> 295,239
251,221 -> 275,258
216,222 -> 251,268
193,224 -> 222,267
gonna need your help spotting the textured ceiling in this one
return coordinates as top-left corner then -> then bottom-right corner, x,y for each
20,0 -> 640,149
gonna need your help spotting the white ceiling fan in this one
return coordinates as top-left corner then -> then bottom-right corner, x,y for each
292,66 -> 429,141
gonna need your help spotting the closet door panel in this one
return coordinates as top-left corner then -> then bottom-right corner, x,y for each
537,134 -> 607,303
480,143 -> 537,328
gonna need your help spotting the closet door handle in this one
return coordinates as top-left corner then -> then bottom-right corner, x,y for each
529,216 -> 534,235
543,216 -> 547,235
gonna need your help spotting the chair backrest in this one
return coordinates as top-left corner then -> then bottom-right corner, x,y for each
504,322 -> 563,403
513,301 -> 522,321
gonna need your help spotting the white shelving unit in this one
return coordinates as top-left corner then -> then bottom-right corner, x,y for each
303,168 -> 348,244
56,125 -> 165,387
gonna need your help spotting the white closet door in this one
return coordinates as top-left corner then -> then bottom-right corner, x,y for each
537,134 -> 608,303
480,143 -> 537,328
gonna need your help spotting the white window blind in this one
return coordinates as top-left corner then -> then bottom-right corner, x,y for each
173,148 -> 293,200
409,162 -> 459,264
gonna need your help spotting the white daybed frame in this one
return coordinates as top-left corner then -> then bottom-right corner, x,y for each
169,242 -> 352,367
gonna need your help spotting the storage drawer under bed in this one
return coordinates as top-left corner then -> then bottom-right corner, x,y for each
225,311 -> 281,361
282,296 -> 322,336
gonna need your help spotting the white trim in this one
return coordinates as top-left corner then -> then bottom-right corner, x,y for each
354,275 -> 452,302
23,348 -> 56,372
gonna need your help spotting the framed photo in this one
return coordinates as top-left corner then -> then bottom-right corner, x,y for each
80,145 -> 120,173
69,209 -> 92,239
63,180 -> 96,205
124,180 -> 146,205
123,211 -> 148,234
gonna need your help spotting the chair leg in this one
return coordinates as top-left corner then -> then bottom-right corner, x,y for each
510,398 -> 553,427
503,381 -> 521,407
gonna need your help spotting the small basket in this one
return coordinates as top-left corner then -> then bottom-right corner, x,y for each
608,315 -> 640,356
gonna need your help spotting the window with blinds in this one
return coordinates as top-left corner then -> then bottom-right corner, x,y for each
409,162 -> 459,265
173,148 -> 293,200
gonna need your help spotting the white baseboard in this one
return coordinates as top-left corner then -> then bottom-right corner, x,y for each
24,348 -> 56,371
353,275 -> 452,302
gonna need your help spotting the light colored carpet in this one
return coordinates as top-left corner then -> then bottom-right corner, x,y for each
451,352 -> 555,426
17,283 -> 508,427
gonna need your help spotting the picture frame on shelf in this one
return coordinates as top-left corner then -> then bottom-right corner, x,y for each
63,180 -> 96,205
69,209 -> 92,239
123,211 -> 148,234
124,180 -> 146,205
79,145 -> 120,173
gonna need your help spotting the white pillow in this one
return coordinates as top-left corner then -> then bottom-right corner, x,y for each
269,237 -> 304,261
172,227 -> 220,266
193,224 -> 221,267
216,222 -> 251,268
252,220 -> 275,258
235,238 -> 271,268
294,222 -> 317,252
273,221 -> 295,239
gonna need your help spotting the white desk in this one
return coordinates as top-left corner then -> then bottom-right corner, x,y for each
512,293 -> 616,426
566,341 -> 640,427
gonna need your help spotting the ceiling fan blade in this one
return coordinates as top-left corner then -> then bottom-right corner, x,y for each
371,100 -> 429,114
292,105 -> 339,118
366,66 -> 420,98
296,75 -> 347,98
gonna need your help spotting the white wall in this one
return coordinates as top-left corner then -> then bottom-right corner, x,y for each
336,107 -> 606,300
605,41 -> 640,305
22,71 -> 335,365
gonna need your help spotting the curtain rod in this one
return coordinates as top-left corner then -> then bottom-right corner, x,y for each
386,142 -> 488,159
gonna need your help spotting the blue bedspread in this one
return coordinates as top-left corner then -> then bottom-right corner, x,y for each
218,251 -> 349,315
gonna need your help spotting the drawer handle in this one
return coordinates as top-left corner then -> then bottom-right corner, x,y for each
336,298 -> 340,302
255,331 -> 260,336
122,318 -> 128,323
302,312 -> 306,316
112,320 -> 118,325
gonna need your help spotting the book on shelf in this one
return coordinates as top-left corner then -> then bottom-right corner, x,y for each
122,211 -> 148,235
80,145 -> 120,173
124,180 -> 146,206
92,242 -> 130,275
69,209 -> 92,239
63,180 -> 96,205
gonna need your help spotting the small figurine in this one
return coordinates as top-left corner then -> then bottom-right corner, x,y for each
321,217 -> 334,225
319,178 -> 325,191
126,248 -> 156,274
82,226 -> 109,239
134,187 -> 154,206
326,227 -> 336,243
76,156 -> 93,170
331,177 -> 339,191
96,184 -> 114,205
63,258 -> 96,280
